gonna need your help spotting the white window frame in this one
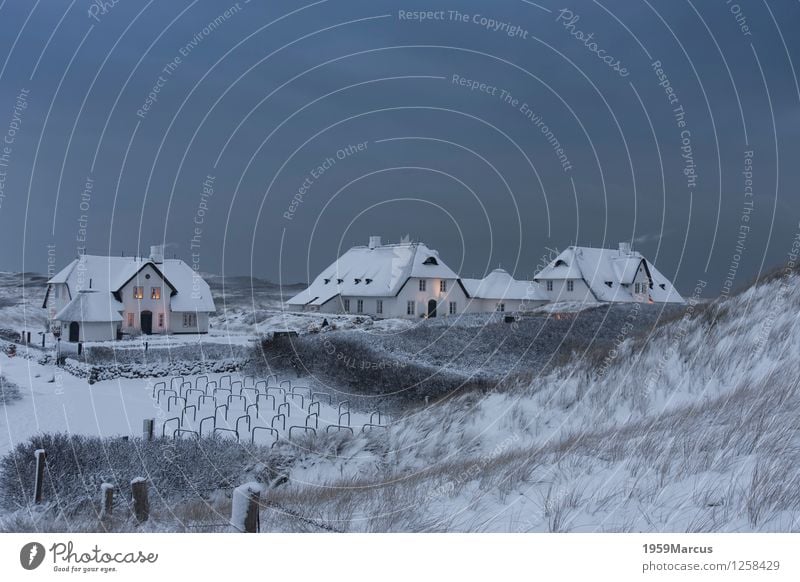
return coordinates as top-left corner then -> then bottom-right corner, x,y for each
567,280 -> 574,292
133,286 -> 144,300
497,303 -> 505,312
357,299 -> 364,314
449,301 -> 457,315
419,279 -> 426,292
182,312 -> 197,327
343,299 -> 350,313
151,286 -> 161,300
127,313 -> 134,327
407,301 -> 416,316
440,280 -> 447,292
546,280 -> 553,292
376,299 -> 383,315
158,313 -> 164,328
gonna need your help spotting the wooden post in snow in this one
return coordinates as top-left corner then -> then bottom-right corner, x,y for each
100,483 -> 114,520
142,419 -> 155,441
131,478 -> 149,523
33,449 -> 46,504
231,483 -> 261,533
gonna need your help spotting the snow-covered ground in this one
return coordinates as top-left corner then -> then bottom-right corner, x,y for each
0,350 -> 384,456
1,269 -> 798,532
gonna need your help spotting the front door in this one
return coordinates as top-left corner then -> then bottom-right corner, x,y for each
427,299 -> 437,318
68,321 -> 79,342
141,311 -> 153,335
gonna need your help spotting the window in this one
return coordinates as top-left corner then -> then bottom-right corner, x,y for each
440,280 -> 447,292
449,301 -> 457,315
324,278 -> 330,284
357,299 -> 363,313
127,313 -> 134,327
151,286 -> 161,300
182,313 -> 197,327
133,286 -> 144,299
419,280 -> 426,292
343,299 -> 350,312
497,303 -> 505,312
422,256 -> 438,265
355,279 -> 361,285
407,301 -> 416,316
546,280 -> 553,292
567,280 -> 574,292
158,313 -> 164,328
376,300 -> 383,315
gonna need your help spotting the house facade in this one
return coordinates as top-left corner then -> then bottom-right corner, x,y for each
287,237 -> 550,318
43,246 -> 216,341
462,268 -> 548,313
287,237 -> 471,318
533,243 -> 684,304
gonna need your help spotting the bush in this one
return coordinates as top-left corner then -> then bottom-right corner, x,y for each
0,375 -> 20,404
0,434 -> 290,518
251,333 -> 496,405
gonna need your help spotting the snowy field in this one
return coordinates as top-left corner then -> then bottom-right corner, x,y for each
0,350 -> 385,457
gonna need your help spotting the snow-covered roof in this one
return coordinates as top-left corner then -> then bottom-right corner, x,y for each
54,290 -> 124,322
47,254 -> 215,312
288,241 -> 460,307
534,246 -> 684,303
462,268 -> 548,301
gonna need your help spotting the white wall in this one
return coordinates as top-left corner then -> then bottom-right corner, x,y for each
169,311 -> 209,334
317,277 -> 470,319
537,278 -> 597,303
119,264 -> 171,335
59,320 -> 119,342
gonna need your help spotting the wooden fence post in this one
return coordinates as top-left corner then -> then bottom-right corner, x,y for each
100,483 -> 114,520
33,449 -> 46,504
232,483 -> 261,533
142,419 -> 155,441
131,478 -> 149,523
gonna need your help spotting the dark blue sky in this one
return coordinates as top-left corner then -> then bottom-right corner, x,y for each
0,0 -> 798,295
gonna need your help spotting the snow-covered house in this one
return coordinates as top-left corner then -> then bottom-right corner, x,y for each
287,236 -> 470,318
43,246 -> 216,341
462,268 -> 548,313
533,243 -> 684,304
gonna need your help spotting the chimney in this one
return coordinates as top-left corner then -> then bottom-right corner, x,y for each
368,236 -> 382,250
618,242 -> 632,255
149,244 -> 164,264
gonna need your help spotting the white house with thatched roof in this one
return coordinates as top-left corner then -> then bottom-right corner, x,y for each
533,243 -> 684,304
43,245 -> 216,342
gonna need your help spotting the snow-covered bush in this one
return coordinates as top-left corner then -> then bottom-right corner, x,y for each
0,434 -> 291,521
0,375 -> 20,404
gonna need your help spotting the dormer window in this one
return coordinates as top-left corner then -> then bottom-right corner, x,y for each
605,281 -> 613,288
659,283 -> 666,290
554,259 -> 568,267
422,256 -> 438,265
365,278 -> 372,284
354,278 -> 361,284
337,279 -> 343,284
324,278 -> 330,284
